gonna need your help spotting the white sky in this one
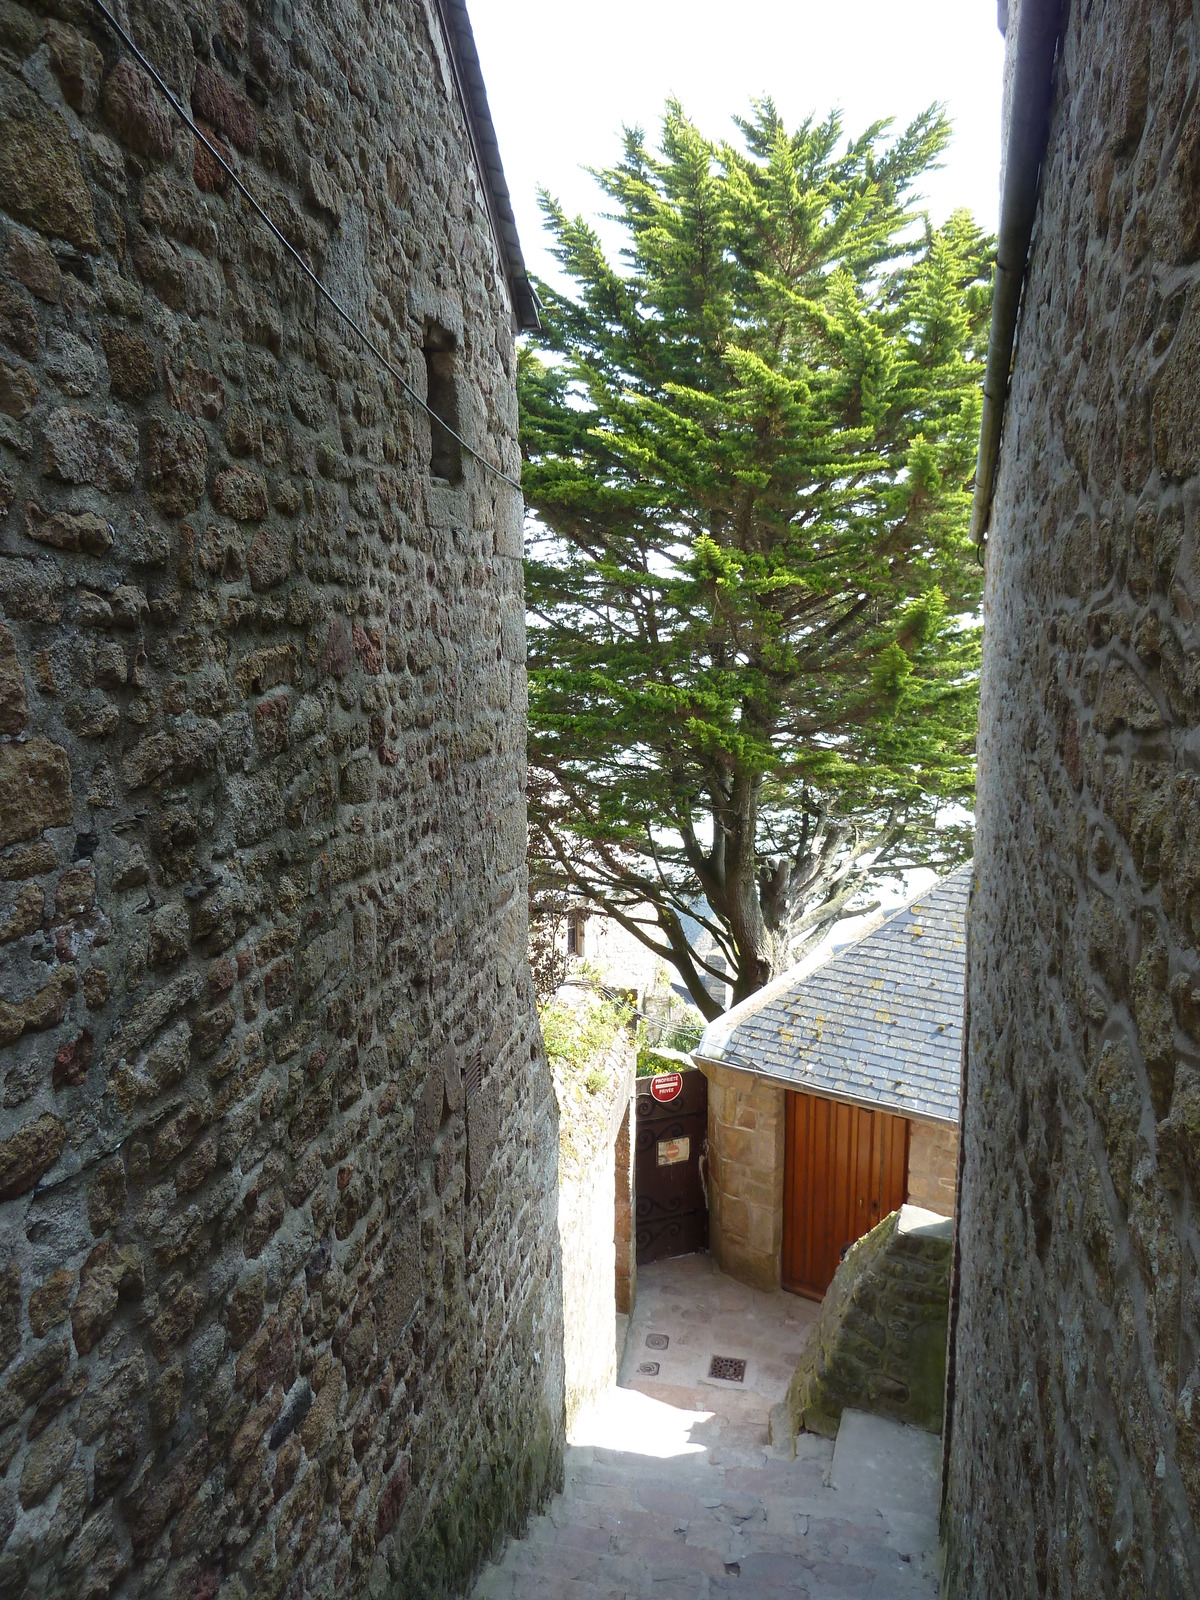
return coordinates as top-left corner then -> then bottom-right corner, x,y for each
469,0 -> 1008,291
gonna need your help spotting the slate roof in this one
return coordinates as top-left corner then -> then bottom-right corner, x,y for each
696,866 -> 971,1125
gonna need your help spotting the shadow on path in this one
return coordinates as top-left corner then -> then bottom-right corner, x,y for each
472,1254 -> 941,1599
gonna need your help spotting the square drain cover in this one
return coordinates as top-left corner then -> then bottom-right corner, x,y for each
708,1355 -> 746,1383
637,1361 -> 660,1376
645,1333 -> 669,1350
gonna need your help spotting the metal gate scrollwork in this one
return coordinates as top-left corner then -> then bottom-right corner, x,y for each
634,1068 -> 708,1265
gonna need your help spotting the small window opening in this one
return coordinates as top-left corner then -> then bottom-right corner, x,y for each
567,911 -> 586,958
423,324 -> 462,483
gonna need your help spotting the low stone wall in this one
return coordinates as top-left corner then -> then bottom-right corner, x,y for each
614,1098 -> 634,1316
784,1205 -> 952,1438
700,1058 -> 785,1291
555,1037 -> 635,1428
907,1119 -> 958,1216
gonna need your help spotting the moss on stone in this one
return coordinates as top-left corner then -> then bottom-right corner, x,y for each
389,1407 -> 563,1599
785,1206 -> 952,1439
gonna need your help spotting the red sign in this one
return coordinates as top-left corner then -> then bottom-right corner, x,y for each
649,1072 -> 683,1103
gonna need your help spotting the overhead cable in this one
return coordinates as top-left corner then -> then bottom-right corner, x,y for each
89,0 -> 524,493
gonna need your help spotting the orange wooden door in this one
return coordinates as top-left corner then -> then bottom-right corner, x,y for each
782,1091 -> 909,1298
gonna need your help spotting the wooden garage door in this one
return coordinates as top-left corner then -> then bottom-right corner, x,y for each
782,1091 -> 909,1298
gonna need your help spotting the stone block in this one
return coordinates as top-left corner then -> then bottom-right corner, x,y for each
24,502 -> 113,556
144,414 -> 207,515
743,1204 -> 780,1257
0,357 -> 37,419
718,1194 -> 750,1243
28,1270 -> 73,1338
18,1423 -> 74,1509
0,626 -> 27,735
0,737 -> 70,848
47,21 -> 103,115
101,325 -> 158,401
247,525 -> 291,589
212,467 -> 268,522
101,58 -> 173,158
0,1113 -> 66,1198
71,1243 -> 143,1355
42,408 -> 138,491
190,63 -> 256,153
0,74 -> 98,251
6,233 -> 60,304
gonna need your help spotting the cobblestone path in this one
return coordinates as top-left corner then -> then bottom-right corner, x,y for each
471,1257 -> 942,1599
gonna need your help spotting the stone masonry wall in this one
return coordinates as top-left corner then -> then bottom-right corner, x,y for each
555,1038 -> 634,1430
906,1119 -> 956,1218
0,2 -> 564,1597
784,1204 -> 951,1440
701,1060 -> 784,1292
945,0 -> 1200,1592
613,1098 -> 634,1318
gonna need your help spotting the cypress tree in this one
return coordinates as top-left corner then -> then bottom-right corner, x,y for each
521,100 -> 992,1016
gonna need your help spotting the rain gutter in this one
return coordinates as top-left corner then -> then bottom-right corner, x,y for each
431,0 -> 541,332
969,0 -> 1067,548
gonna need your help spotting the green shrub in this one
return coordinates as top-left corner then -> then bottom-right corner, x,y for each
663,1016 -> 703,1054
538,994 -> 631,1078
634,1014 -> 704,1076
637,1045 -> 703,1078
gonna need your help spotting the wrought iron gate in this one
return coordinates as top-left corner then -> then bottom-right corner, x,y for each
634,1068 -> 708,1264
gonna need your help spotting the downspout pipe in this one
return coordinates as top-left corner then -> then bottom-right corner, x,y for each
943,0 -> 1066,1542
951,0 -> 1066,1434
969,0 -> 1066,548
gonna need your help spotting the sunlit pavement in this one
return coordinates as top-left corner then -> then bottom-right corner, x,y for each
471,1255 -> 942,1598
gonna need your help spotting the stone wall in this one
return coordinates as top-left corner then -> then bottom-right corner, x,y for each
700,1060 -> 785,1292
554,1038 -> 635,1429
906,1119 -> 956,1218
945,0 -> 1200,1592
0,2 -> 564,1597
613,1099 -> 634,1317
783,1205 -> 951,1440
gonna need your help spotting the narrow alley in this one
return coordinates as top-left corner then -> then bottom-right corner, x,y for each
473,1257 -> 942,1599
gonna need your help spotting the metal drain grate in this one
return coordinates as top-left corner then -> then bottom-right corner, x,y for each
645,1333 -> 669,1350
708,1355 -> 746,1382
637,1361 -> 660,1376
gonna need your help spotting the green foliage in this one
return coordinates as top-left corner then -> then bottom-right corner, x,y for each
538,994 -> 631,1079
636,1047 -> 683,1078
634,1012 -> 703,1075
542,993 -> 633,1170
521,98 -> 991,1013
663,1015 -> 704,1054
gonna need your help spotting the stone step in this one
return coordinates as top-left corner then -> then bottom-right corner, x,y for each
471,1386 -> 940,1600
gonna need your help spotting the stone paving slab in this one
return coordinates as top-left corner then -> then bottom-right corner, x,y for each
470,1258 -> 941,1600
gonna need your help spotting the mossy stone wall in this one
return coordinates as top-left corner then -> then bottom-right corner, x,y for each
785,1205 -> 951,1440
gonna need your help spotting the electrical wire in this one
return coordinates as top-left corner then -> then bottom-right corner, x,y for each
88,0 -> 524,493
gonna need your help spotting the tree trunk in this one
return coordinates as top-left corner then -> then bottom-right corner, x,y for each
714,777 -> 773,1005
